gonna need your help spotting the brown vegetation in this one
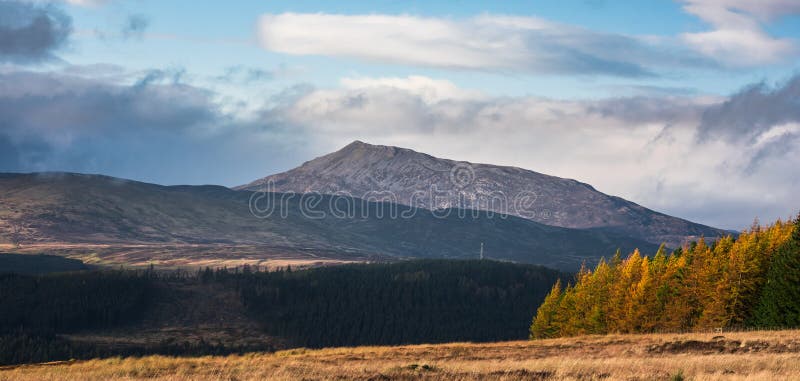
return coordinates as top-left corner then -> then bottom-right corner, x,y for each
2,330 -> 799,380
0,243 -> 375,270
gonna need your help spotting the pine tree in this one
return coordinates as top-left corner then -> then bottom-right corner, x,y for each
657,253 -> 691,331
530,279 -> 563,339
752,216 -> 800,327
553,283 -> 577,336
585,258 -> 614,333
622,250 -> 644,332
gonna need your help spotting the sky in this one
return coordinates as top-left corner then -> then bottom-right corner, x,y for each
1,0 -> 799,230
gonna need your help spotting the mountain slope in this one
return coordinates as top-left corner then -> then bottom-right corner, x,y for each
239,141 -> 728,247
0,172 -> 661,270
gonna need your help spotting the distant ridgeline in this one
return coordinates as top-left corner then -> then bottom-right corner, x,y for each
0,259 -> 563,365
531,215 -> 800,339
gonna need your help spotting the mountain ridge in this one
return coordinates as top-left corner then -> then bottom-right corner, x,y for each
0,172 -> 662,270
239,141 -> 728,247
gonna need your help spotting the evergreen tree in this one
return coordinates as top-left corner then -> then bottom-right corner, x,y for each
752,216 -> 800,327
530,279 -> 563,339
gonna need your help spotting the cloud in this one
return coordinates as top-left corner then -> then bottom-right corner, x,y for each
697,76 -> 800,173
698,76 -> 800,141
121,14 -> 149,40
257,13 -> 711,77
0,66 -> 312,186
257,9 -> 800,72
680,0 -> 800,22
0,0 -> 72,63
679,0 -> 800,65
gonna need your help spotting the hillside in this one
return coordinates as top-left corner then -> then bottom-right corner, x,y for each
0,173 -> 661,270
240,141 -> 729,247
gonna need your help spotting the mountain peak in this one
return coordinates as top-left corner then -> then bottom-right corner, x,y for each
238,143 -> 727,247
314,141 -> 419,168
343,140 -> 369,148
338,140 -> 386,154
337,140 -> 405,155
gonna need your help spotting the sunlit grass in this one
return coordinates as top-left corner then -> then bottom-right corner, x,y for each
2,330 -> 799,380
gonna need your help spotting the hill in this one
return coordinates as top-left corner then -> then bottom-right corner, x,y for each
239,141 -> 728,247
0,172 -> 661,270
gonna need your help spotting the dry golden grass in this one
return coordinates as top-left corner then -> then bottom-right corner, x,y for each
3,330 -> 800,380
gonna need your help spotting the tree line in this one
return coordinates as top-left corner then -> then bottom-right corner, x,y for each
230,260 -> 564,347
531,215 -> 800,338
0,259 -> 563,364
0,270 -> 155,364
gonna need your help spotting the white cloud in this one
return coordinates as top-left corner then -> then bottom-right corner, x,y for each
258,9 -> 798,72
753,123 -> 800,148
257,13 -> 706,77
680,0 -> 799,65
682,29 -> 794,66
681,0 -> 800,22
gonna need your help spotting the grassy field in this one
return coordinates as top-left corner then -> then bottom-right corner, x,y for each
2,330 -> 799,380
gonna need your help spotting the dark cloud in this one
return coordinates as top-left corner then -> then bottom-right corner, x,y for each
135,67 -> 188,87
121,14 -> 149,40
586,96 -> 705,125
745,133 -> 800,174
697,75 -> 800,173
699,75 -> 800,142
0,68 -> 310,186
0,0 -> 71,62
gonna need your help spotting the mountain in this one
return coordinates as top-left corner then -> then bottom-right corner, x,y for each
0,172 -> 662,270
239,141 -> 728,247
